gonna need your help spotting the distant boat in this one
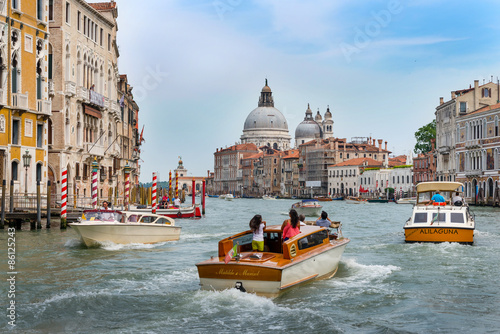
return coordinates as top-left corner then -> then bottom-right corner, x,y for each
262,195 -> 277,200
367,199 -> 389,203
314,196 -> 333,202
207,194 -> 219,198
291,199 -> 322,216
396,197 -> 416,205
345,196 -> 367,204
331,196 -> 344,201
225,194 -> 234,201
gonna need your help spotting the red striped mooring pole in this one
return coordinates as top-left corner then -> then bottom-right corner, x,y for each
152,172 -> 157,214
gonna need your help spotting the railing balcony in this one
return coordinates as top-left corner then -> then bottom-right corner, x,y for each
89,90 -> 105,108
65,81 -> 76,96
85,143 -> 105,157
12,92 -> 29,110
465,170 -> 482,177
36,99 -> 52,117
438,146 -> 450,155
77,87 -> 89,101
465,139 -> 482,149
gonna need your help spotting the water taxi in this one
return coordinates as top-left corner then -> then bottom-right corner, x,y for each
69,210 -> 181,247
130,205 -> 200,218
404,182 -> 474,244
291,199 -> 322,216
262,195 -> 277,200
196,224 -> 349,297
345,196 -> 367,204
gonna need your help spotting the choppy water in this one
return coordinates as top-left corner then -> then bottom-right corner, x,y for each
1,198 -> 500,333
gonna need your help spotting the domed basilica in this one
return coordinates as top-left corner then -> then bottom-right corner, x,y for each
240,80 -> 334,150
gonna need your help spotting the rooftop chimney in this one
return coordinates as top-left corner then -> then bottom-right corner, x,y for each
385,141 -> 387,151
378,139 -> 383,152
439,97 -> 444,105
451,91 -> 456,99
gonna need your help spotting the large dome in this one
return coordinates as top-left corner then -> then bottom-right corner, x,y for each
243,106 -> 288,130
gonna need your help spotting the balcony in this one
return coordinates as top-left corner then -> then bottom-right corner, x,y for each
36,99 -> 52,117
109,142 -> 121,157
86,143 -> 105,157
89,90 -> 105,108
465,139 -> 481,149
438,146 -> 450,155
77,87 -> 89,102
465,170 -> 482,177
12,92 -> 29,110
65,81 -> 76,96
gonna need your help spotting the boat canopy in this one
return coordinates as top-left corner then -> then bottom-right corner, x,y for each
416,182 -> 463,193
302,199 -> 319,203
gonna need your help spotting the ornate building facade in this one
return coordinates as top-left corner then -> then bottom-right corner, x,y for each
0,0 -> 51,194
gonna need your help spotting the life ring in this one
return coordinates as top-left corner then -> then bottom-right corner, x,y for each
177,211 -> 182,218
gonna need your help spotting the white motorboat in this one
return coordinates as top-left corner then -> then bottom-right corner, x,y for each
404,182 -> 474,244
396,197 -> 416,205
69,210 -> 181,247
262,195 -> 277,200
291,199 -> 322,217
225,194 -> 234,201
196,224 -> 349,297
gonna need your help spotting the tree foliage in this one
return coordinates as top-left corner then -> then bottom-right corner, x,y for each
414,120 -> 436,154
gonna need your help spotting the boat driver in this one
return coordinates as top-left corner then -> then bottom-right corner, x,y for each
427,191 -> 446,206
452,192 -> 463,206
101,201 -> 114,221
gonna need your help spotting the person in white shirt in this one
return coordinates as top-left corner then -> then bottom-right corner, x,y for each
173,197 -> 181,207
452,192 -> 463,206
249,214 -> 266,252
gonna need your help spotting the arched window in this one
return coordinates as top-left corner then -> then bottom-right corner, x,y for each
11,52 -> 19,93
36,163 -> 42,182
495,116 -> 499,137
483,119 -> 487,138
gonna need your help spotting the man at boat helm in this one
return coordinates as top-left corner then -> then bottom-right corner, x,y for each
427,191 -> 445,206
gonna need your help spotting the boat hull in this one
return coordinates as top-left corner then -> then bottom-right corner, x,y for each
69,223 -> 181,247
197,239 -> 349,297
404,227 -> 474,244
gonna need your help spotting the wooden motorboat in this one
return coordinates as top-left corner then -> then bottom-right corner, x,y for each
291,199 -> 322,217
345,196 -> 367,204
314,196 -> 333,202
130,205 -> 201,218
196,224 -> 349,297
404,182 -> 474,244
331,196 -> 344,201
69,210 -> 181,247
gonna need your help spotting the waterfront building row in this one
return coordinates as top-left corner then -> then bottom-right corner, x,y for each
1,0 -> 143,205
435,79 -> 500,205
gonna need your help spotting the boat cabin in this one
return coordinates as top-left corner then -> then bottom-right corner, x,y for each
218,225 -> 332,261
416,182 -> 464,206
82,210 -> 174,225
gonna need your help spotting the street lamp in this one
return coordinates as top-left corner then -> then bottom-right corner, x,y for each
22,150 -> 31,196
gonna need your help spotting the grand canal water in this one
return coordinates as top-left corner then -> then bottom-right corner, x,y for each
1,198 -> 500,333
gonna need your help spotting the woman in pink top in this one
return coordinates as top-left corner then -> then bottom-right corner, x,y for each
282,209 -> 301,241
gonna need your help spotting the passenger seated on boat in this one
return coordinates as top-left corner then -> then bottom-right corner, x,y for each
452,192 -> 463,206
315,211 -> 332,228
298,214 -> 306,226
282,209 -> 301,242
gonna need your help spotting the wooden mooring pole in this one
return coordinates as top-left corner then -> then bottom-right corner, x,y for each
36,180 -> 42,229
9,180 -> 14,213
46,180 -> 51,228
1,180 -> 5,229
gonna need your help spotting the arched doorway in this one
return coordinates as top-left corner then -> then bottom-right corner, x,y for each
471,179 -> 477,204
488,178 -> 494,203
340,183 -> 344,195
47,166 -> 56,207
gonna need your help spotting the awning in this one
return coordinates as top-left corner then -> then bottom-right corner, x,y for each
83,104 -> 102,119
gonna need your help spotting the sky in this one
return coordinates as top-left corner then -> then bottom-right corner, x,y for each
108,0 -> 500,183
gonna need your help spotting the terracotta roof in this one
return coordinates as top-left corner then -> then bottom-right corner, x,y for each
330,157 -> 382,168
466,102 -> 500,116
244,152 -> 263,160
282,149 -> 299,159
217,143 -> 259,153
88,1 -> 116,11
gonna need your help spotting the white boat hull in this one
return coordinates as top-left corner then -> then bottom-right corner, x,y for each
294,206 -> 322,217
130,206 -> 196,218
69,223 -> 181,247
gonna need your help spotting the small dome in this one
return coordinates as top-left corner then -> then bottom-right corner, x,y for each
295,120 -> 322,139
325,106 -> 332,119
315,110 -> 322,121
262,85 -> 271,93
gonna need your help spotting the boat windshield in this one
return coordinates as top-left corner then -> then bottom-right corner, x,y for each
83,210 -> 122,222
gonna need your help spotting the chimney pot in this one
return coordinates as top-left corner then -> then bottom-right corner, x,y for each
439,97 -> 444,105
385,141 -> 387,150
